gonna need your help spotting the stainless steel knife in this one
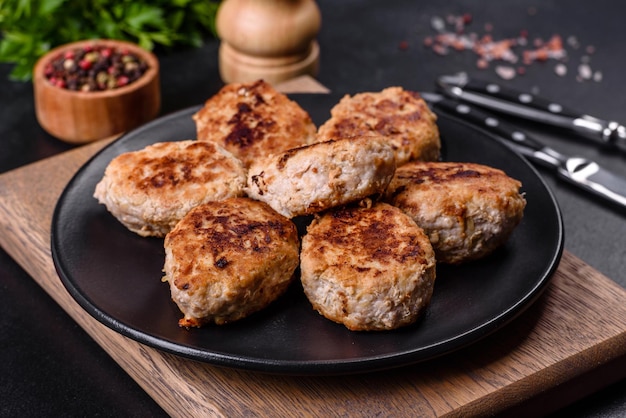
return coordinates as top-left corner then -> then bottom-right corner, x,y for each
420,91 -> 626,210
436,72 -> 626,152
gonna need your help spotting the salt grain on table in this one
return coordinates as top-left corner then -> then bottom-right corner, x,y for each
555,63 -> 567,76
431,16 -> 446,32
421,11 -> 603,83
495,66 -> 516,80
578,63 -> 592,80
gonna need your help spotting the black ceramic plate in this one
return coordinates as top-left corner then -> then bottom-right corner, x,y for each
51,94 -> 563,375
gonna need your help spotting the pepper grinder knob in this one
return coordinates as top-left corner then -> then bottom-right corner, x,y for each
216,0 -> 321,84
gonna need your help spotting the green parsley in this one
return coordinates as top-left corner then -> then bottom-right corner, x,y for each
0,0 -> 220,81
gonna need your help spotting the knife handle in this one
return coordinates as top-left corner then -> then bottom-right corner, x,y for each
432,97 -> 544,152
431,97 -> 565,169
438,75 -> 626,148
461,78 -> 581,120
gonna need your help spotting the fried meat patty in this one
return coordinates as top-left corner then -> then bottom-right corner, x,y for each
317,87 -> 441,165
93,140 -> 247,237
193,79 -> 317,167
300,201 -> 436,331
245,136 -> 396,218
163,197 -> 300,327
385,161 -> 526,264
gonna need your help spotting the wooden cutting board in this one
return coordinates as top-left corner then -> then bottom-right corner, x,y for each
1,76 -> 626,417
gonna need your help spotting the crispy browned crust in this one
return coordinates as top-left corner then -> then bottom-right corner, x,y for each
385,161 -> 527,264
107,141 -> 238,197
192,79 -> 317,167
300,201 -> 436,331
93,140 -> 246,237
163,197 -> 300,327
317,87 -> 441,165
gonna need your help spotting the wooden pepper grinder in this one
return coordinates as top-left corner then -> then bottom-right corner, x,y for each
216,0 -> 321,84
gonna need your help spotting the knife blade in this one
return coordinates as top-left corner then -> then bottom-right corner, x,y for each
420,91 -> 626,210
436,72 -> 626,152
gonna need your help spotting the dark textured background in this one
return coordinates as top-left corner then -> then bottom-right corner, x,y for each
1,1 -> 625,416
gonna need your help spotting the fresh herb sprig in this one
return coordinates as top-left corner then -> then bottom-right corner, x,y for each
0,0 -> 221,81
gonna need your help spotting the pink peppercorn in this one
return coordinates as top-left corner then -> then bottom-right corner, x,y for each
116,76 -> 129,87
45,43 -> 149,91
78,59 -> 92,70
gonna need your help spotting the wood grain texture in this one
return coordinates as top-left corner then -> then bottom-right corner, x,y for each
216,0 -> 321,84
1,76 -> 626,417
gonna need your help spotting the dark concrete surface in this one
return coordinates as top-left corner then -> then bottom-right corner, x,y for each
1,1 -> 625,416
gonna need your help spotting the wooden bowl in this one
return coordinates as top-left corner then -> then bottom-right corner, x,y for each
33,39 -> 160,144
